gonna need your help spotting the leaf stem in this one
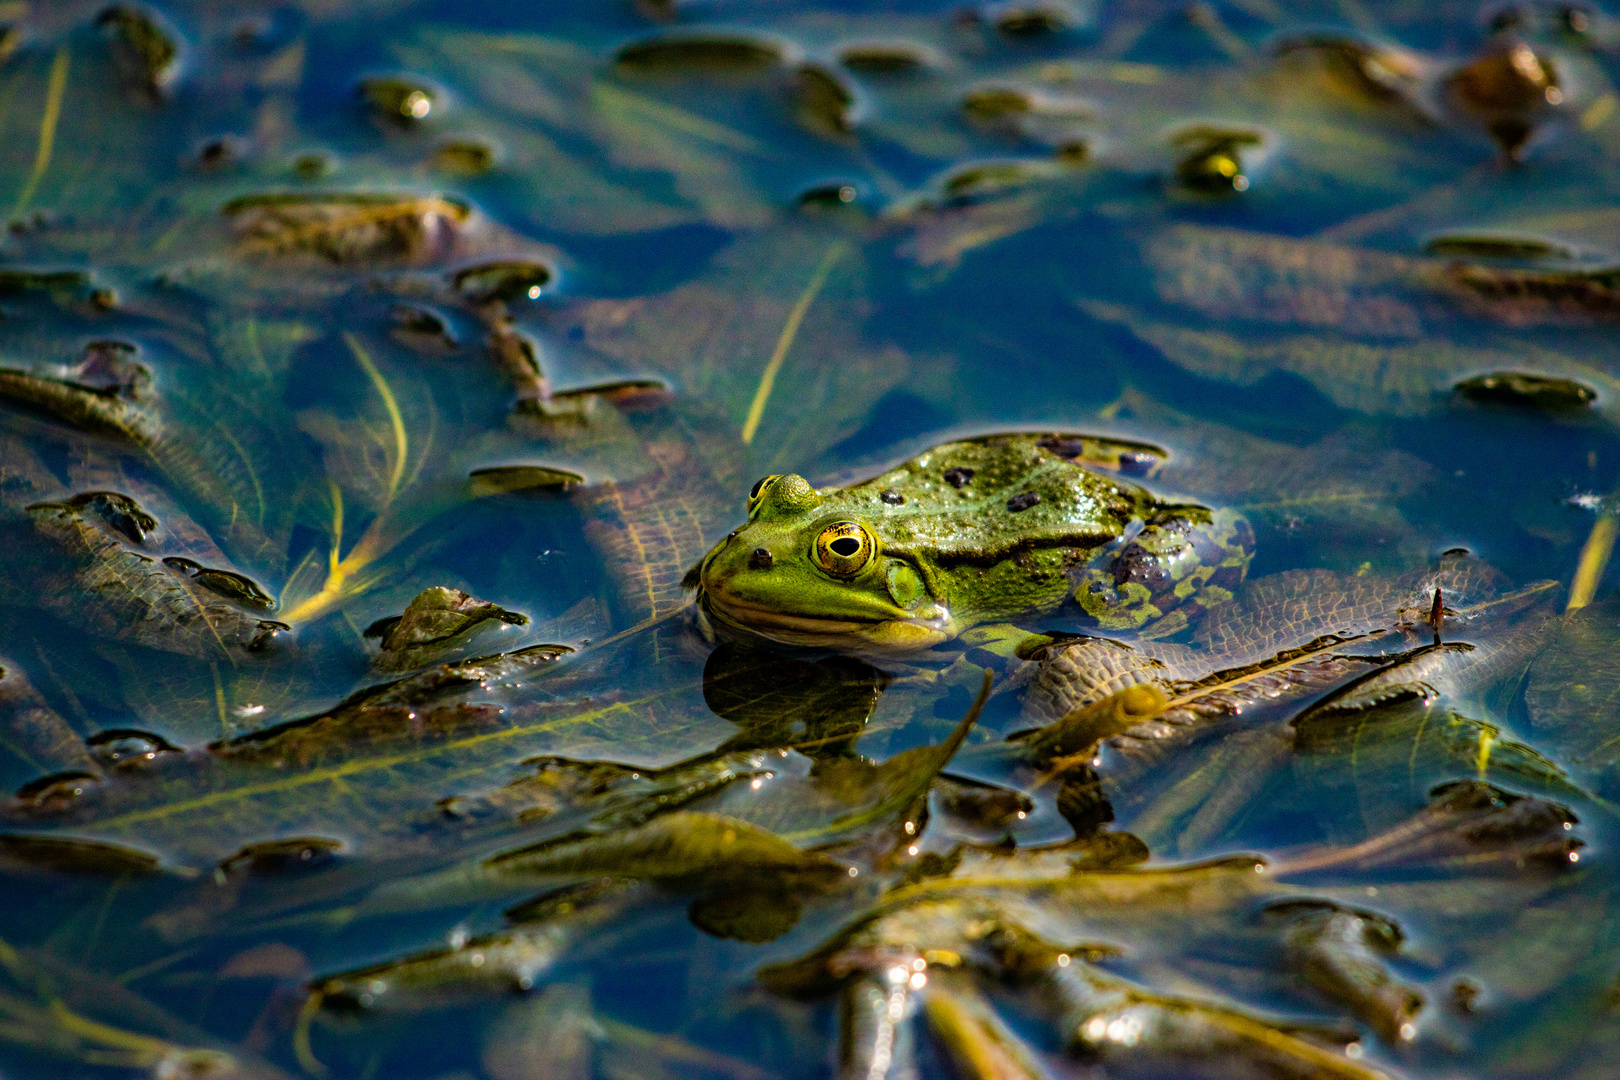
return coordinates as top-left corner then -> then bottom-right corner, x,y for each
280,340 -> 414,624
344,333 -> 408,500
9,46 -> 68,221
740,240 -> 847,445
1568,512 -> 1616,612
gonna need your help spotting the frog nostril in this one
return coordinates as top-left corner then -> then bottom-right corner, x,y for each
749,547 -> 774,569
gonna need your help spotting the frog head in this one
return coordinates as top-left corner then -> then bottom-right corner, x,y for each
689,473 -> 955,655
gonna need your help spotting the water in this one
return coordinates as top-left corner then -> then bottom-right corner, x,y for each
2,1 -> 1620,1078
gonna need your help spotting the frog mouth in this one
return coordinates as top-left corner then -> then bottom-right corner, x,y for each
698,587 -> 951,653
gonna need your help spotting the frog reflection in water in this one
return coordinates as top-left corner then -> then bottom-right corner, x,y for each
689,431 -> 1254,655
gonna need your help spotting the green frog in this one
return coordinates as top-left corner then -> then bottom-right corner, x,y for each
687,432 -> 1253,655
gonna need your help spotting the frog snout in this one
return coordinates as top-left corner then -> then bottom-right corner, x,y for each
748,547 -> 774,570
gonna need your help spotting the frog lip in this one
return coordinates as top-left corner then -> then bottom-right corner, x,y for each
699,587 -> 888,635
699,587 -> 949,651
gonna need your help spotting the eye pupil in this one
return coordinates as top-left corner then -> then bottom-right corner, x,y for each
813,521 -> 877,577
750,478 -> 767,499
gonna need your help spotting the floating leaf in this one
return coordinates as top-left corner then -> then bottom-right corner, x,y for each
1443,39 -> 1563,160
615,31 -> 787,72
370,586 -> 529,673
1172,126 -> 1263,195
223,192 -> 471,265
0,832 -> 160,875
1425,234 -> 1573,259
488,810 -> 845,884
97,3 -> 184,98
451,258 -> 552,303
468,465 -> 584,497
217,836 -> 344,876
1454,371 -> 1597,410
162,557 -> 277,611
357,74 -> 439,126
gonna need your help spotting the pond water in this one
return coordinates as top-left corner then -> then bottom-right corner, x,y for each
2,1 -> 1620,1078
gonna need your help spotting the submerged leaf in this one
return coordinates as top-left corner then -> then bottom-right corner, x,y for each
1525,599 -> 1620,778
0,663 -> 96,779
314,890 -> 628,1012
0,355 -> 158,443
1268,900 -> 1424,1043
24,494 -> 291,657
1274,780 -> 1583,877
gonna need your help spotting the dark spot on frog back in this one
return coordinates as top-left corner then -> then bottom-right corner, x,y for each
944,467 -> 974,488
1007,491 -> 1041,512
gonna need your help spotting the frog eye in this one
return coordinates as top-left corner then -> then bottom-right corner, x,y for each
812,521 -> 878,578
748,475 -> 783,515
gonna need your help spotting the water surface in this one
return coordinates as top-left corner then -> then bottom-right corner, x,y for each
2,1 -> 1620,1078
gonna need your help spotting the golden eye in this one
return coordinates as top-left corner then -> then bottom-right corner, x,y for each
812,521 -> 878,577
748,475 -> 782,515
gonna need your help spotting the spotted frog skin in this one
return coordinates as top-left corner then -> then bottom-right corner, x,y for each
687,432 -> 1253,655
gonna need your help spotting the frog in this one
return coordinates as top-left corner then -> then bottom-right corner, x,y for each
686,431 -> 1254,655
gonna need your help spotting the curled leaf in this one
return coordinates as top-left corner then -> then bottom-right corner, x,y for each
163,557 -> 277,611
218,836 -> 344,876
468,465 -> 584,497
451,259 -> 552,303
97,3 -> 184,97
1268,900 -> 1424,1043
370,587 -> 529,673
